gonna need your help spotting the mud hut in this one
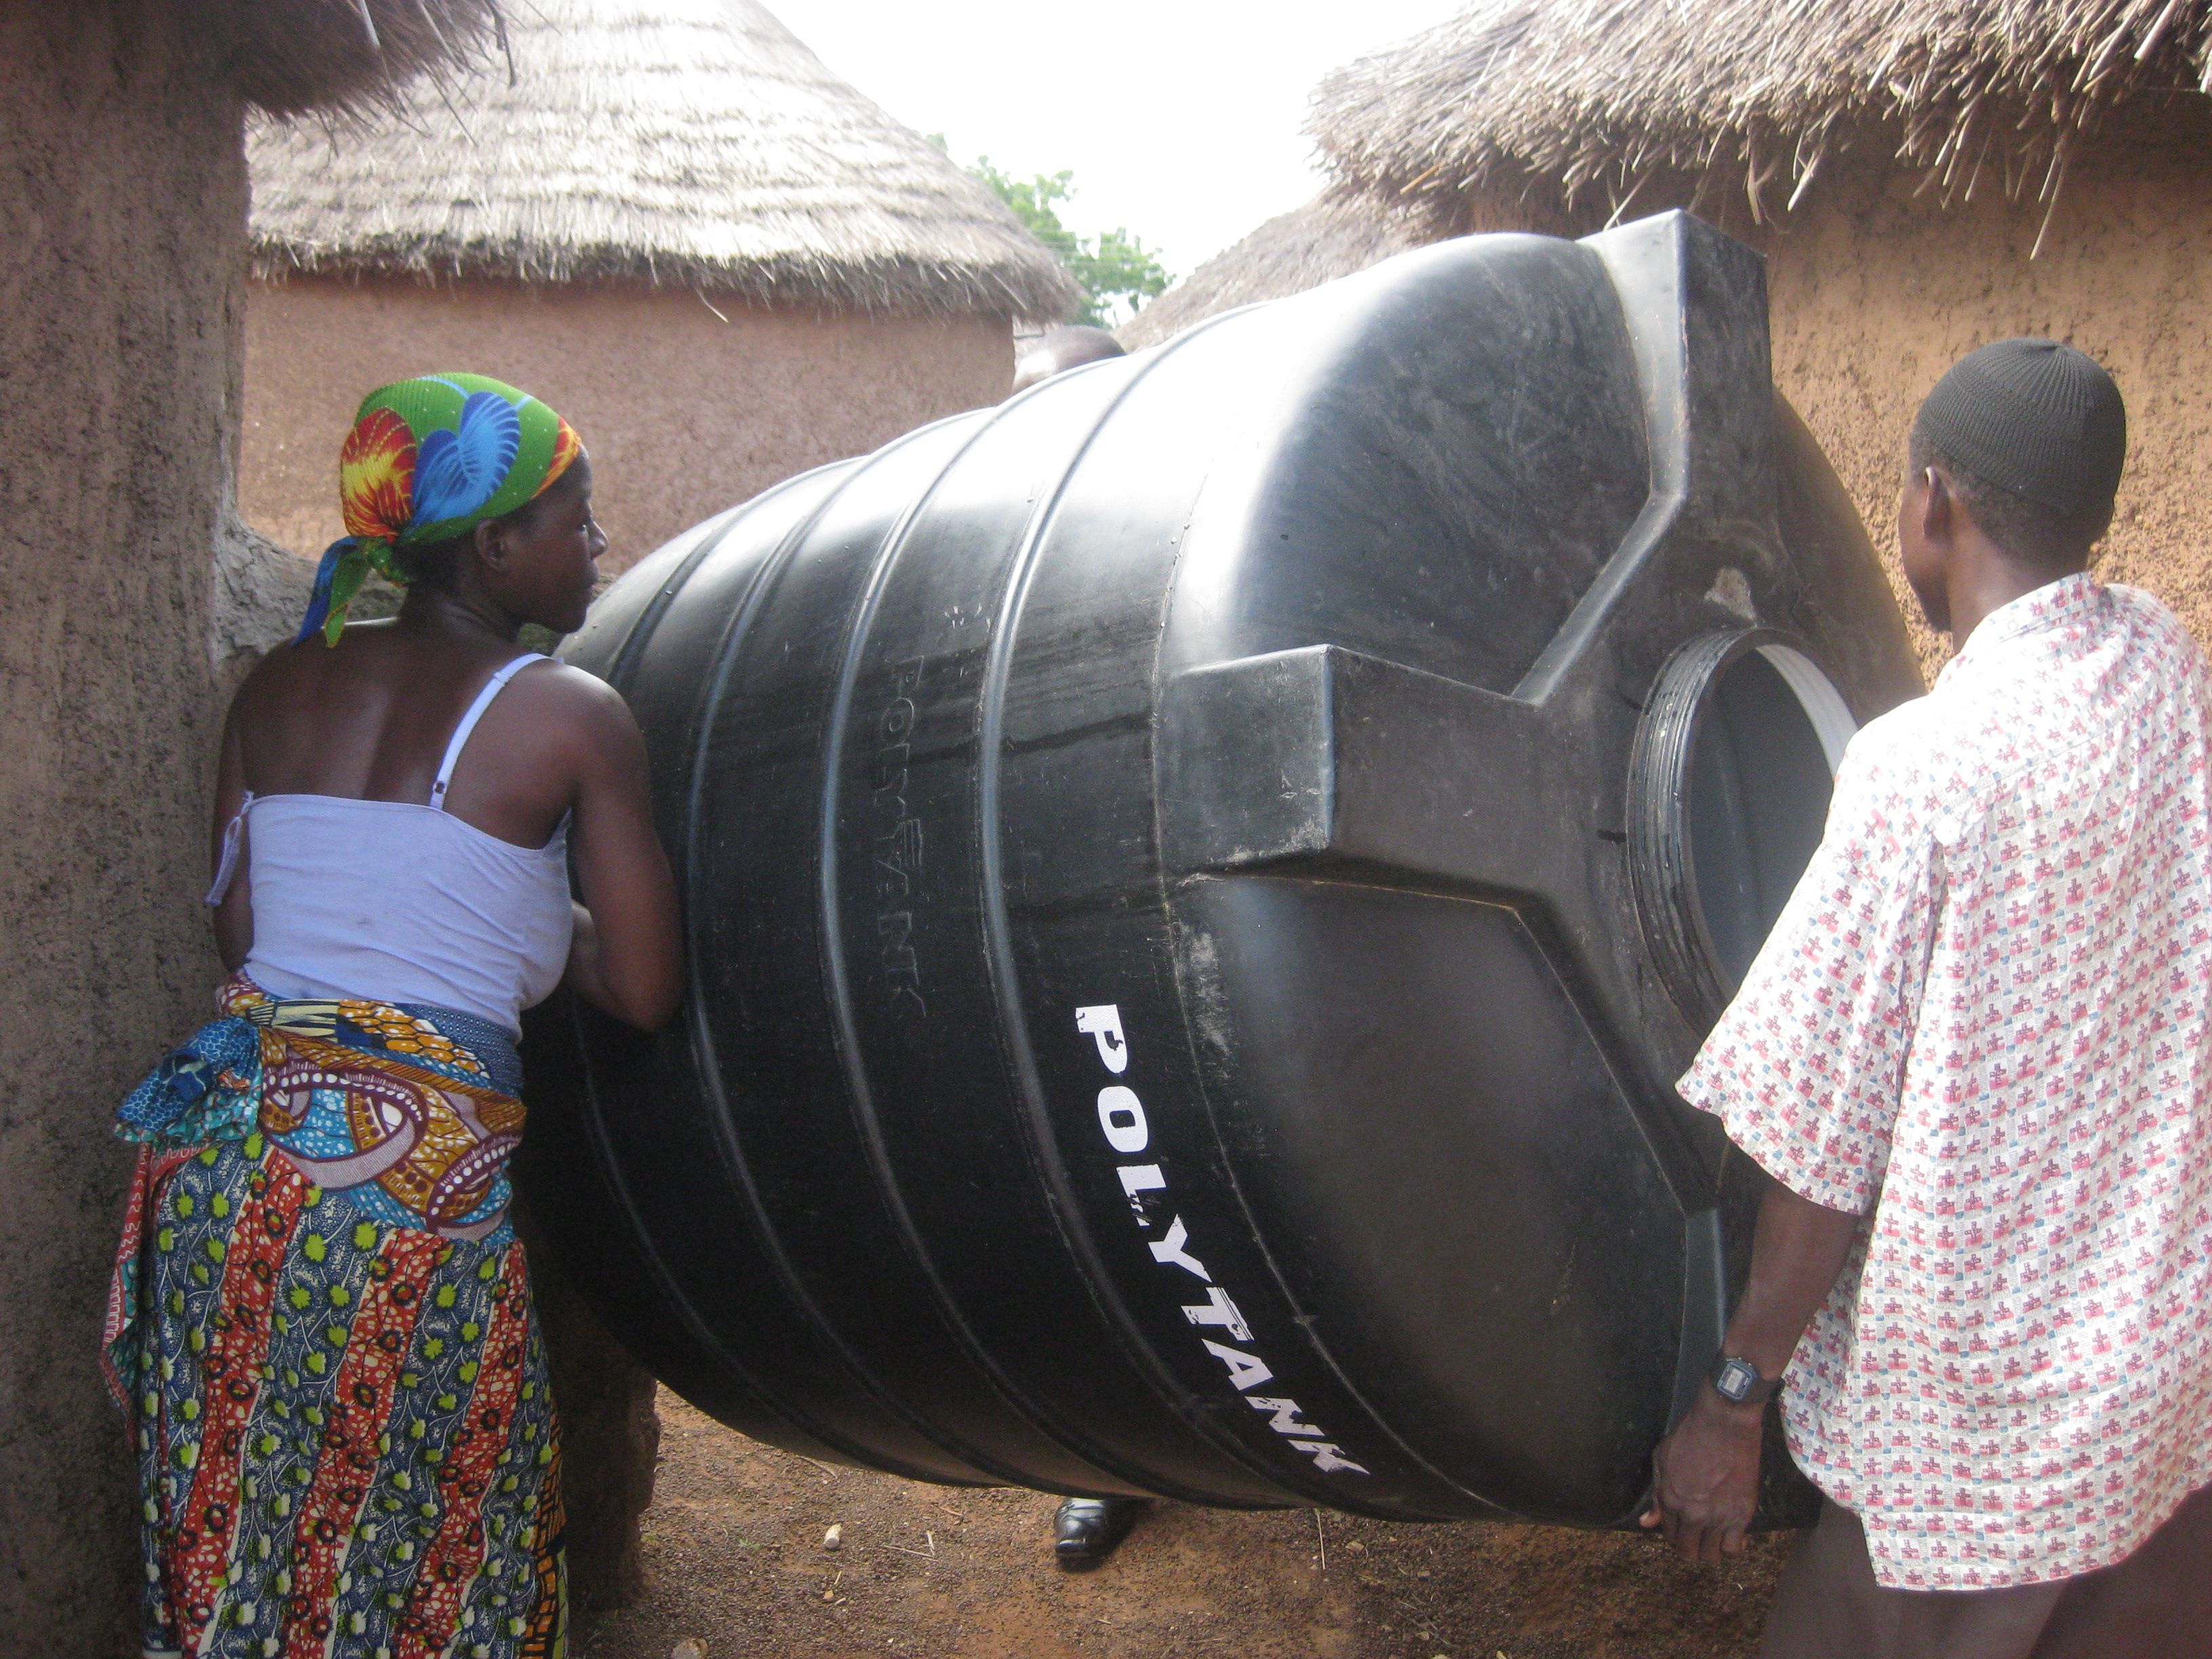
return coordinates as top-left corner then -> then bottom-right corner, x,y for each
1118,195 -> 1429,350
1121,3 -> 2212,660
245,0 -> 1077,575
1296,0 -> 2212,661
1,5 -> 506,1647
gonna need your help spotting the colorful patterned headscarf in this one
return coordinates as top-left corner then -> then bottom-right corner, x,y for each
298,372 -> 584,645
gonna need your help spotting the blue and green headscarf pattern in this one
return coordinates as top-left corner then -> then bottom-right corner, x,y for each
299,372 -> 583,645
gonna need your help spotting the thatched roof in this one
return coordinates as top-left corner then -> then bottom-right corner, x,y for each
248,0 -> 1080,319
218,0 -> 503,119
1117,195 -> 1431,350
1313,0 -> 2212,222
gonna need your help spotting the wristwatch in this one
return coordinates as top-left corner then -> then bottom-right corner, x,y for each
1708,1355 -> 1782,1406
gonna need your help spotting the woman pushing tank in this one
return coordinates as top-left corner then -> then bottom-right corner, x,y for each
104,373 -> 680,1657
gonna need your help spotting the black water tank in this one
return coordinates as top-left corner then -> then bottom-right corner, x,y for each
520,211 -> 1923,1528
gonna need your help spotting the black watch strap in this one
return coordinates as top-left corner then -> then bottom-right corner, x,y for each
1709,1355 -> 1781,1406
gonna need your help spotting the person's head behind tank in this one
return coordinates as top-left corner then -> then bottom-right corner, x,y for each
1010,325 -> 1126,396
296,372 -> 585,644
1906,337 -> 2126,575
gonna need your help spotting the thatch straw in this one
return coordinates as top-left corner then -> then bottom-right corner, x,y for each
216,0 -> 504,119
1312,0 -> 2212,220
248,0 -> 1081,320
1118,195 -> 1430,349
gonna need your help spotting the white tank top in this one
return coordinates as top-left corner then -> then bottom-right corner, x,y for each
209,653 -> 575,1037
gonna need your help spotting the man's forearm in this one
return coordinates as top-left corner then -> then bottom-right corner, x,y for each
1724,1176 -> 1865,1378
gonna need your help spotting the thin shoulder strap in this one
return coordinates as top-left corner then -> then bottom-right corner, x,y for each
430,653 -> 546,811
204,790 -> 256,907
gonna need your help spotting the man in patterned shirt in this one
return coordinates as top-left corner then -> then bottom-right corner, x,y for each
1642,339 -> 2212,1658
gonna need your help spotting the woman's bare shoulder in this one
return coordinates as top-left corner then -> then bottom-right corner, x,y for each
226,634 -> 321,722
226,622 -> 389,718
497,658 -> 644,750
238,617 -> 406,678
510,657 -> 628,712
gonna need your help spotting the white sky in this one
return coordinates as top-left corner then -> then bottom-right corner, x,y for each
766,0 -> 1466,283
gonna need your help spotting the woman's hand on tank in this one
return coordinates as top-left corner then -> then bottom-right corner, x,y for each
1641,1386 -> 1764,1561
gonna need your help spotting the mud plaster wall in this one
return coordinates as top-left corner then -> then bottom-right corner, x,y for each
241,279 -> 1015,573
1759,112 -> 2212,680
0,1 -> 240,1647
1452,99 -> 2212,680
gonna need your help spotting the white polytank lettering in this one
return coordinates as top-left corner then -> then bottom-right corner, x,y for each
1115,1165 -> 1165,1213
1290,1441 -> 1370,1475
1074,1004 -> 1129,1073
1246,1397 -> 1324,1437
1200,1340 -> 1274,1392
1146,1216 -> 1209,1281
1096,1086 -> 1149,1153
1181,1286 -> 1254,1343
1080,1004 -> 1369,1480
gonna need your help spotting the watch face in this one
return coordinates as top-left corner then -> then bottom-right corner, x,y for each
1712,1357 -> 1759,1403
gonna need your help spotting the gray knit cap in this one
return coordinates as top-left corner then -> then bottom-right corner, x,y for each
1912,338 -> 2126,518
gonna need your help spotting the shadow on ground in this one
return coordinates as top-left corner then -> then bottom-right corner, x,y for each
574,1391 -> 1788,1659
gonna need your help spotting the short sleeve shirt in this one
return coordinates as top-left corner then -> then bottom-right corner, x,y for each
1679,575 -> 2212,1590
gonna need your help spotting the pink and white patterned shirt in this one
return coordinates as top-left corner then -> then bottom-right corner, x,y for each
1679,574 -> 2212,1590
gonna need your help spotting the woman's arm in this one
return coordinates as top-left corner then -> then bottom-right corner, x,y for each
563,680 -> 682,1030
210,703 -> 253,973
1638,1175 -> 1864,1561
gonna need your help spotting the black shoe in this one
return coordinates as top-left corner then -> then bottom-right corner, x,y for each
1052,1496 -> 1146,1569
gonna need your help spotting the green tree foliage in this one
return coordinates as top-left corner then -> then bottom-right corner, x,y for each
966,156 -> 1173,327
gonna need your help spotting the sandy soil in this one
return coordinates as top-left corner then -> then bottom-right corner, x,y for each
573,1392 -> 1790,1659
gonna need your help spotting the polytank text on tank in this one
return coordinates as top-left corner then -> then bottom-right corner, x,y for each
518,211 -> 1923,1527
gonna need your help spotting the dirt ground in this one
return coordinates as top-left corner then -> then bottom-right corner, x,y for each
573,1392 -> 1790,1659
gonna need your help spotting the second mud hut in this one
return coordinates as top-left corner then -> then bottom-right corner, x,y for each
245,0 -> 1078,575
1139,0 -> 2212,661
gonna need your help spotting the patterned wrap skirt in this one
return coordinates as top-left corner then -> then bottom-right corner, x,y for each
104,976 -> 565,1658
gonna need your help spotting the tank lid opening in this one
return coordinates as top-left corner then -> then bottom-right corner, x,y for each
1629,630 -> 1858,1026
